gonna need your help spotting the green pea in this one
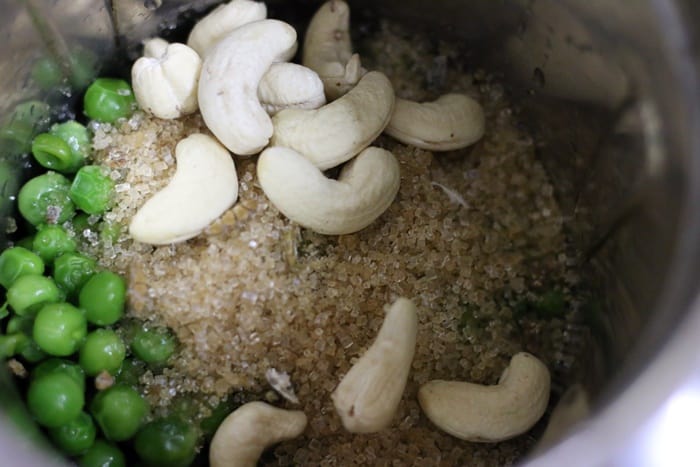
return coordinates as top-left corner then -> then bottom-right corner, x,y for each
14,235 -> 35,250
90,384 -> 148,441
50,121 -> 91,161
114,358 -> 146,388
31,133 -> 84,173
69,165 -> 114,215
83,78 -> 136,123
0,246 -> 44,288
32,225 -> 77,264
0,333 -> 28,358
533,290 -> 567,318
31,57 -> 64,90
6,315 -> 32,334
79,329 -> 126,376
17,172 -> 76,226
27,372 -> 84,428
0,100 -> 51,155
131,326 -> 176,365
79,271 -> 125,326
7,275 -> 63,316
49,411 -> 96,456
33,358 -> 86,393
79,439 -> 125,467
18,338 -> 48,363
71,212 -> 92,238
134,417 -> 198,467
53,252 -> 97,296
33,302 -> 87,356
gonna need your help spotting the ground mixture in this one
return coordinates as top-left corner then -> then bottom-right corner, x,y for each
78,19 -> 587,467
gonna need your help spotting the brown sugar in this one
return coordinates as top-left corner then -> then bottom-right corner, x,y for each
82,19 -> 589,466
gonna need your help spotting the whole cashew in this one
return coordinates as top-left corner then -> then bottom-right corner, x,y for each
187,0 -> 267,57
418,352 -> 551,442
209,401 -> 307,467
198,19 -> 297,156
257,146 -> 400,235
385,94 -> 486,151
332,297 -> 418,433
258,63 -> 326,115
302,0 -> 366,100
129,133 -> 238,245
270,71 -> 395,170
131,42 -> 202,119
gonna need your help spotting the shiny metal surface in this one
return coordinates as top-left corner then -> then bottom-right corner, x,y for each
0,0 -> 698,465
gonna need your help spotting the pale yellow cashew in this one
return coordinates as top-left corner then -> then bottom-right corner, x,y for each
209,401 -> 307,467
385,94 -> 486,151
198,19 -> 297,155
332,297 -> 418,433
129,134 -> 238,245
302,0 -> 366,99
257,145 -> 400,235
418,352 -> 551,442
270,71 -> 395,170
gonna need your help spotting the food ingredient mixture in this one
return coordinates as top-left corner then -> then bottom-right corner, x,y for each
71,13 -> 591,465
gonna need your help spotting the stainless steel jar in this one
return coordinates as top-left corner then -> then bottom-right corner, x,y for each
0,1 -> 699,465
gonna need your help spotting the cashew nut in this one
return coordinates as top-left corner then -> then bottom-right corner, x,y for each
270,71 -> 395,170
198,19 -> 297,155
302,0 -> 366,100
257,145 -> 399,235
385,94 -> 486,151
142,37 -> 169,58
417,352 -> 551,442
258,63 -> 326,115
209,401 -> 307,467
187,0 -> 267,57
331,297 -> 417,433
131,43 -> 202,119
129,133 -> 238,245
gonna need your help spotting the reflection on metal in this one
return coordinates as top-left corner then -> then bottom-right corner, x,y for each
534,383 -> 591,453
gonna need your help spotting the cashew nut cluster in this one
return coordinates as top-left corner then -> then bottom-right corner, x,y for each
131,41 -> 202,119
270,71 -> 395,170
258,63 -> 326,115
303,0 -> 366,100
257,146 -> 400,235
187,0 -> 267,57
385,94 -> 486,151
129,133 -> 238,245
209,401 -> 307,467
198,19 -> 297,155
332,297 -> 418,433
418,352 -> 551,442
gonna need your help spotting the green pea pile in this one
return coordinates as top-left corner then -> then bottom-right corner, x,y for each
0,78 -> 199,466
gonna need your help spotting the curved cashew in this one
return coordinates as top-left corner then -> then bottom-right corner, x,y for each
129,134 -> 238,245
302,0 -> 366,100
198,19 -> 297,155
187,0 -> 267,57
332,297 -> 418,433
385,94 -> 486,151
209,401 -> 307,467
270,71 -> 395,170
131,43 -> 202,119
258,63 -> 326,115
418,352 -> 550,442
257,146 -> 400,235
142,37 -> 169,58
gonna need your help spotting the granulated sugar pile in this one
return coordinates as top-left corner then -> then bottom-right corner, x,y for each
81,19 -> 586,467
